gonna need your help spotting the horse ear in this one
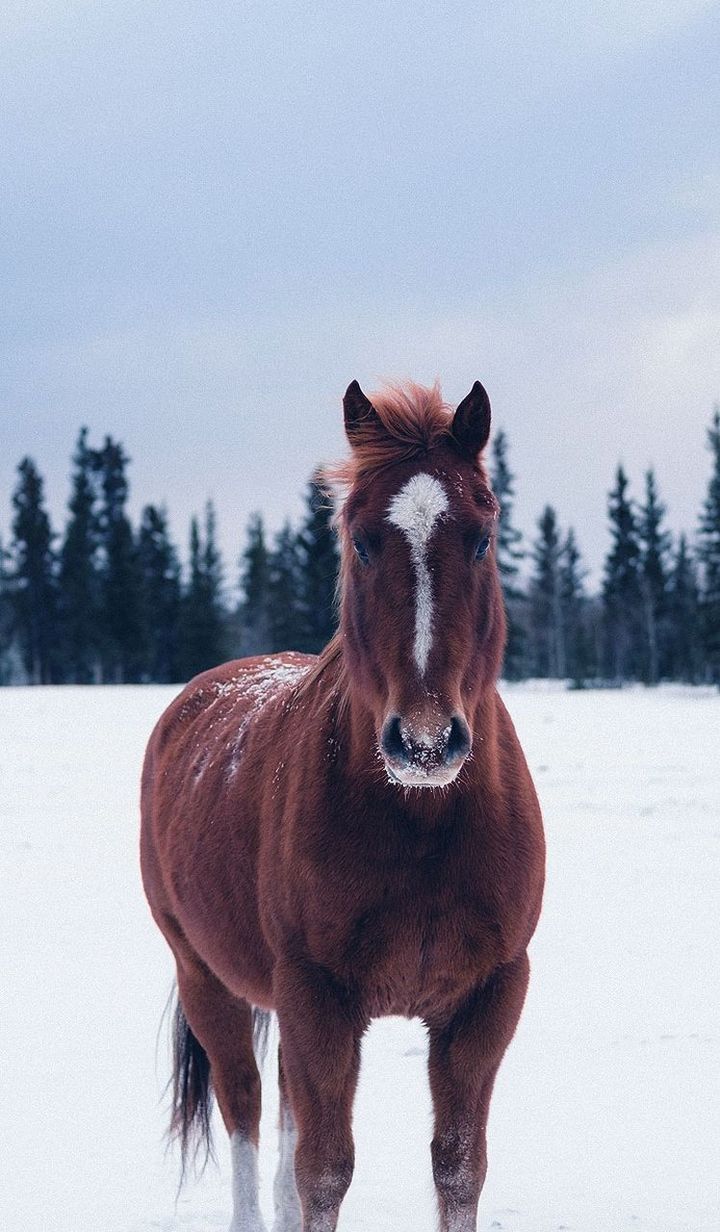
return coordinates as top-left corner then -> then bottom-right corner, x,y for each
343,380 -> 382,446
451,381 -> 491,458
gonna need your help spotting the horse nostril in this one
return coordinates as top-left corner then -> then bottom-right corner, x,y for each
445,715 -> 471,765
380,715 -> 408,766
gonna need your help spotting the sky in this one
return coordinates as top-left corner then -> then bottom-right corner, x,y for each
2,0 -> 719,589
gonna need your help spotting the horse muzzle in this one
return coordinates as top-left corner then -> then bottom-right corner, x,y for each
379,712 -> 472,789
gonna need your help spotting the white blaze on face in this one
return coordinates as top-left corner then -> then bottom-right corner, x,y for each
386,473 -> 449,675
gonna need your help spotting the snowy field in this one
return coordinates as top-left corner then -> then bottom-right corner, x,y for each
1,682 -> 719,1232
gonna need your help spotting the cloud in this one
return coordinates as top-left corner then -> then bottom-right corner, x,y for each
3,227 -> 718,588
2,1 -> 719,589
516,0 -> 718,52
0,1 -> 110,36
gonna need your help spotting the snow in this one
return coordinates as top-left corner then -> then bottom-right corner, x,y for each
183,657 -> 311,782
1,683 -> 719,1232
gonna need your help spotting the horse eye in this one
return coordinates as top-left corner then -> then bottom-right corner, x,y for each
475,535 -> 490,561
352,536 -> 370,565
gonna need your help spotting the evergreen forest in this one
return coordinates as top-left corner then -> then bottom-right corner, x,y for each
1,410 -> 719,687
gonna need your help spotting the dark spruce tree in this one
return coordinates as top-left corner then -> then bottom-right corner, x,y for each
202,502 -> 225,651
238,512 -> 271,656
559,528 -> 591,685
668,534 -> 702,683
602,465 -> 643,681
178,516 -> 204,679
10,457 -> 61,683
638,468 -> 672,684
95,437 -> 144,682
697,407 -> 720,684
267,521 -> 305,653
529,505 -> 565,678
0,536 -> 18,684
137,505 -> 181,682
296,474 -> 339,654
491,429 -> 524,586
490,428 -> 526,678
59,428 -> 101,683
178,503 -> 226,680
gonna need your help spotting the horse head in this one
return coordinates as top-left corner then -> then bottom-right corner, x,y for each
333,379 -> 506,789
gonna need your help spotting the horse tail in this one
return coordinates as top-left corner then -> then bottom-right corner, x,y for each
169,995 -> 214,1177
168,992 -> 272,1176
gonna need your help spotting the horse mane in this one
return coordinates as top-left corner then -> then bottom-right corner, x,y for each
323,381 -> 456,492
294,631 -> 347,712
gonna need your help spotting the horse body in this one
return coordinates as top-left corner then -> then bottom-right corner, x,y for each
141,380 -> 545,1232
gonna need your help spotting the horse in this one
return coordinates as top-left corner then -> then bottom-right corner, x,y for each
140,378 -> 545,1232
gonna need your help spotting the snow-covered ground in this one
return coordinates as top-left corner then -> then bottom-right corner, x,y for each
1,683 -> 718,1232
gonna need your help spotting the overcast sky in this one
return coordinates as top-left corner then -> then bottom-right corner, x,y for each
2,1 -> 719,587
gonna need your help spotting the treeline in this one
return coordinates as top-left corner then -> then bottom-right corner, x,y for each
0,428 -> 337,684
494,409 -> 720,686
1,410 -> 719,686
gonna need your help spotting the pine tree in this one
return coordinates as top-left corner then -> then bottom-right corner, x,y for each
137,505 -> 181,681
529,505 -> 565,677
559,528 -> 590,685
668,534 -> 702,683
177,504 -> 226,679
490,429 -> 526,678
239,512 -> 271,656
267,521 -> 304,653
296,474 -> 339,654
95,437 -> 144,682
697,406 -> 720,684
59,427 -> 101,683
10,457 -> 61,683
0,536 -> 17,684
491,429 -> 524,590
202,501 -> 224,621
602,465 -> 643,681
637,469 -> 671,684
178,516 -> 205,678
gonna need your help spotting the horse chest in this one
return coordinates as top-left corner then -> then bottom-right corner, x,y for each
311,857 -> 505,1018
359,899 -> 501,1017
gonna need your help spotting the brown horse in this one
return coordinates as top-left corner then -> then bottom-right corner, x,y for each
140,379 -> 545,1232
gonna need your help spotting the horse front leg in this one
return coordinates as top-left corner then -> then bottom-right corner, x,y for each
427,952 -> 530,1232
273,958 -> 367,1232
271,1043 -> 302,1232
